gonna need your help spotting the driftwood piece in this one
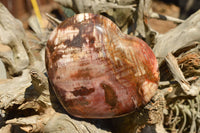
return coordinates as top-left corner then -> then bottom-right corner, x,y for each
149,12 -> 184,24
0,44 -> 10,79
3,69 -> 112,133
0,2 -> 46,77
54,0 -> 137,33
0,124 -> 12,133
54,0 -> 137,13
164,45 -> 200,100
165,53 -> 199,96
0,124 -> 26,133
153,10 -> 200,64
5,108 -> 55,133
28,16 -> 43,38
43,112 -> 111,133
0,60 -> 6,79
29,70 -> 50,106
0,69 -> 31,110
0,3 -> 29,76
134,0 -> 146,37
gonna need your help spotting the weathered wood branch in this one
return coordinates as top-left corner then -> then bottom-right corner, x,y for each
149,12 -> 184,24
54,0 -> 137,33
0,69 -> 31,110
43,112 -> 111,133
54,0 -> 137,13
0,3 -> 29,76
2,68 -> 112,133
165,53 -> 199,96
153,10 -> 200,64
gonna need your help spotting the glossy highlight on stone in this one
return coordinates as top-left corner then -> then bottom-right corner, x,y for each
45,13 -> 159,118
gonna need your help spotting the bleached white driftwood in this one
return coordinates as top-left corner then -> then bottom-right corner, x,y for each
54,0 -> 137,13
0,60 -> 6,79
151,10 -> 200,98
0,69 -> 31,109
46,13 -> 62,25
43,112 -> 111,133
0,3 -> 29,75
0,124 -> 12,133
0,3 -> 45,77
166,53 -> 199,96
5,108 -> 55,133
153,10 -> 200,64
149,12 -> 184,24
54,0 -> 137,33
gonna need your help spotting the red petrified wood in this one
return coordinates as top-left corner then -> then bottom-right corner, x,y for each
45,13 -> 159,118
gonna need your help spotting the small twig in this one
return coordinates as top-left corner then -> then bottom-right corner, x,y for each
189,99 -> 197,133
149,12 -> 184,24
168,105 -> 179,124
98,3 -> 136,11
159,76 -> 199,86
179,108 -> 187,133
195,96 -> 200,119
171,112 -> 180,132
177,104 -> 192,118
46,13 -> 62,25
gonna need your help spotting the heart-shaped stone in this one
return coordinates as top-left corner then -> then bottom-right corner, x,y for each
45,13 -> 159,118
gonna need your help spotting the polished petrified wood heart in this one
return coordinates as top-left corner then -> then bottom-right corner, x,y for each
45,13 -> 159,118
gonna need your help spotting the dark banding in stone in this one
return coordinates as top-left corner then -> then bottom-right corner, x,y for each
67,32 -> 86,48
56,76 -> 60,79
70,68 -> 92,79
47,41 -> 55,54
72,86 -> 95,96
100,83 -> 117,108
79,60 -> 90,66
51,52 -> 64,63
65,97 -> 89,107
58,15 -> 97,49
